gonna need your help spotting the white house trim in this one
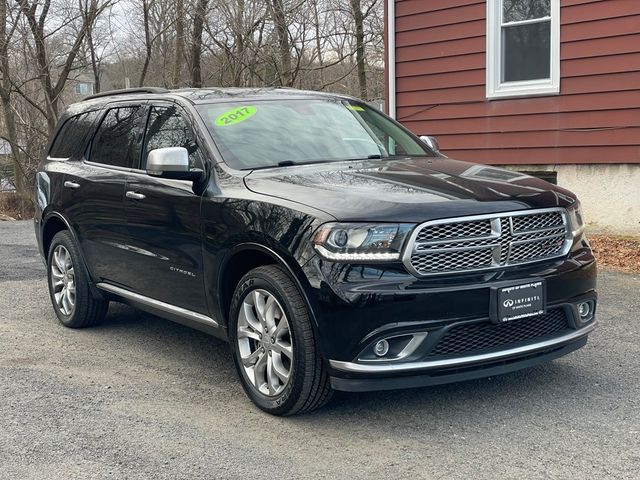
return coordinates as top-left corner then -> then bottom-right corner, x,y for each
486,0 -> 561,99
387,0 -> 396,118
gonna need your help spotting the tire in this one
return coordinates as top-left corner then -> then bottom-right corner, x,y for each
229,265 -> 332,415
47,230 -> 108,328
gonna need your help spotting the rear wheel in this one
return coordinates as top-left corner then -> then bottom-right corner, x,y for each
229,265 -> 332,415
47,231 -> 108,328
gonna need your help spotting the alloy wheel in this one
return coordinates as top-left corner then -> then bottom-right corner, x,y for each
237,289 -> 293,396
50,245 -> 76,316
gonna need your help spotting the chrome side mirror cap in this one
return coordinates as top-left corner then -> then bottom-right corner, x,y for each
146,147 -> 189,176
420,135 -> 440,153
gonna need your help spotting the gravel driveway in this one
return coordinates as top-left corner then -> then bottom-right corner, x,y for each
1,220 -> 639,479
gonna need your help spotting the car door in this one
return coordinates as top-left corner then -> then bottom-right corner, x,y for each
63,103 -> 148,285
121,102 -> 208,313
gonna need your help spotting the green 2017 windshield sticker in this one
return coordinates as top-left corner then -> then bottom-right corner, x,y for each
214,106 -> 256,126
346,105 -> 365,111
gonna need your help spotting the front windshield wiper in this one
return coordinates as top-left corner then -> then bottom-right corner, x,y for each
276,157 -> 381,167
277,160 -> 296,167
276,156 -> 381,167
248,159 -> 332,170
275,159 -> 333,168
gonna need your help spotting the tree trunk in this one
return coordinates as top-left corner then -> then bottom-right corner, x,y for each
87,27 -> 101,93
269,0 -> 292,86
171,0 -> 184,88
231,0 -> 245,87
18,0 -> 58,132
350,0 -> 368,99
191,0 -> 207,87
0,96 -> 25,195
139,0 -> 153,86
1,0 -> 25,198
312,0 -> 323,88
18,0 -> 96,133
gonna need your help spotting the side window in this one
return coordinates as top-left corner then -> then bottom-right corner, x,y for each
90,106 -> 145,168
49,111 -> 100,158
142,106 -> 204,170
359,108 -> 426,156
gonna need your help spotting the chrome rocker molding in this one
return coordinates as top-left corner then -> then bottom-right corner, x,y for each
329,322 -> 596,374
96,283 -> 219,328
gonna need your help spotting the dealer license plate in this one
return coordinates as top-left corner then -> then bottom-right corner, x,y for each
494,280 -> 546,323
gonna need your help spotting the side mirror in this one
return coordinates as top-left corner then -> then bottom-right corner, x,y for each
146,147 -> 204,181
146,147 -> 189,176
420,135 -> 440,153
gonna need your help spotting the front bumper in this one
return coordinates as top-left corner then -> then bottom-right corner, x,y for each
329,332 -> 590,392
330,321 -> 595,375
301,240 -> 597,392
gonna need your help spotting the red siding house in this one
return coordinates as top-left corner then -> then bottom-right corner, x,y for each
385,0 -> 640,234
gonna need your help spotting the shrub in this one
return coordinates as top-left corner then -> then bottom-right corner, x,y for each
0,192 -> 34,220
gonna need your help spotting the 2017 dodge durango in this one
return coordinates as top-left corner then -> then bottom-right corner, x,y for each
34,87 -> 597,415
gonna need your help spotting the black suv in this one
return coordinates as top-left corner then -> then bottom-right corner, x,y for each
35,87 -> 597,415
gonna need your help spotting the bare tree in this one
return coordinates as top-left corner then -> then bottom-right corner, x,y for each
83,0 -> 116,92
0,0 -> 386,216
171,0 -> 184,87
138,0 -> 153,85
0,0 -> 26,196
267,0 -> 292,86
17,0 -> 112,133
190,0 -> 207,87
350,0 -> 367,98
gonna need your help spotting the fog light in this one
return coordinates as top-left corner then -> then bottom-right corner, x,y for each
374,339 -> 390,357
578,302 -> 591,318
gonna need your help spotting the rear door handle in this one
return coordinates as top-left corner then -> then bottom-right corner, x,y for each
63,181 -> 80,189
126,191 -> 146,200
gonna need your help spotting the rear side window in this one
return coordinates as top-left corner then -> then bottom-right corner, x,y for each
90,106 -> 145,168
49,111 -> 100,158
142,106 -> 204,170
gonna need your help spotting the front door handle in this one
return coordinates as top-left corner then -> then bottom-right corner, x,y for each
126,191 -> 146,200
63,181 -> 80,189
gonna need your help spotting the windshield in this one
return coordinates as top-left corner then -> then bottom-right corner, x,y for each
196,99 -> 433,170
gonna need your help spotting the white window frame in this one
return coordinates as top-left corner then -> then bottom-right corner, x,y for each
486,0 -> 560,99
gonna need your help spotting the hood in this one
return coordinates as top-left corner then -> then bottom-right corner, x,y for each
244,157 -> 577,223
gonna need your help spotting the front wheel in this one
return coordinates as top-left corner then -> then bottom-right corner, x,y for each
229,265 -> 332,415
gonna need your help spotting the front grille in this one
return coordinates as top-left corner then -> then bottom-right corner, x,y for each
405,209 -> 570,276
428,309 -> 570,358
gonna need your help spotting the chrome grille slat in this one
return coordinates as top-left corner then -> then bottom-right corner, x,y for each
411,249 -> 495,273
513,227 -> 566,241
403,208 -> 571,276
512,211 -> 564,232
416,237 -> 499,252
416,219 -> 493,242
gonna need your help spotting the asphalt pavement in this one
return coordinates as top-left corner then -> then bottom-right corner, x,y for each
1,220 -> 639,479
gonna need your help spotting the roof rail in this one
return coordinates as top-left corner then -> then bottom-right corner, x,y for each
83,87 -> 169,101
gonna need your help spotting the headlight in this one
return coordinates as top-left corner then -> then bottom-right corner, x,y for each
312,223 -> 414,262
567,201 -> 585,237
